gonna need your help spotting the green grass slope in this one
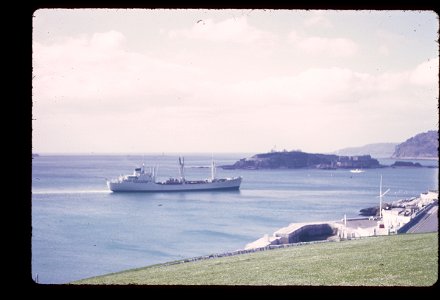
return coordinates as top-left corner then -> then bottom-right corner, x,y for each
73,233 -> 438,286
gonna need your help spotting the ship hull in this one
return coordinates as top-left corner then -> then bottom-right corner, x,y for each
107,177 -> 242,192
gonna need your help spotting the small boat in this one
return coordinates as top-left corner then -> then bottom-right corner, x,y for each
350,169 -> 365,173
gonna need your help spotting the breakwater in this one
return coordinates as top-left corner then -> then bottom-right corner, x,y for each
245,190 -> 438,250
152,190 -> 438,270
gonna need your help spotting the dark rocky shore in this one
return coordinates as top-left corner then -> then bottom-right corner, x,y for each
221,151 -> 382,170
390,161 -> 422,168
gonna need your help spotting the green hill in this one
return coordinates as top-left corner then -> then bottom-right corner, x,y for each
392,130 -> 439,159
72,233 -> 438,286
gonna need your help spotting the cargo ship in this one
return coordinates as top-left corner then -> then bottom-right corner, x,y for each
107,157 -> 242,192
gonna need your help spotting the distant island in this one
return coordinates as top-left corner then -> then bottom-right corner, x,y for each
221,151 -> 382,170
333,143 -> 398,158
392,130 -> 438,159
390,161 -> 422,168
222,146 -> 439,170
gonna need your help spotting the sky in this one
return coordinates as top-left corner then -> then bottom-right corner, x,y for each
32,9 -> 439,154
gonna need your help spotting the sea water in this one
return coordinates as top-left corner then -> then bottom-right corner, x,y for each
31,154 -> 438,284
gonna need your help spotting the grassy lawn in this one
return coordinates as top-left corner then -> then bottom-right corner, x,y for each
73,233 -> 438,286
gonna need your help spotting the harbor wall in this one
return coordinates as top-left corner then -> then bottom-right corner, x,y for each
245,222 -> 339,249
276,223 -> 337,243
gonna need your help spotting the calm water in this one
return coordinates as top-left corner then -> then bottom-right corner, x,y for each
31,154 -> 438,284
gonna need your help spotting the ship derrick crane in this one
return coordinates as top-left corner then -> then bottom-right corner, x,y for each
178,156 -> 185,183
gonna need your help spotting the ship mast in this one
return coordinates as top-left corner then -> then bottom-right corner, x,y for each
179,157 -> 185,183
152,166 -> 158,182
211,156 -> 216,181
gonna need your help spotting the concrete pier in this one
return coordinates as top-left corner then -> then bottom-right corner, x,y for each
245,218 -> 391,250
245,221 -> 339,250
245,190 -> 438,250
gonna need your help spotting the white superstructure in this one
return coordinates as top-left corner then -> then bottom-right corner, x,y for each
107,157 -> 242,192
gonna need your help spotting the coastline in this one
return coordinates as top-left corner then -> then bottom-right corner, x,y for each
244,190 -> 438,250
70,191 -> 438,284
389,157 -> 439,161
32,154 -> 439,284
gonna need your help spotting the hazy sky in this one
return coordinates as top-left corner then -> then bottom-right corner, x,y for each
32,9 -> 438,154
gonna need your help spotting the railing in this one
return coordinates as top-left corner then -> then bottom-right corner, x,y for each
397,202 -> 436,233
159,239 -> 341,267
